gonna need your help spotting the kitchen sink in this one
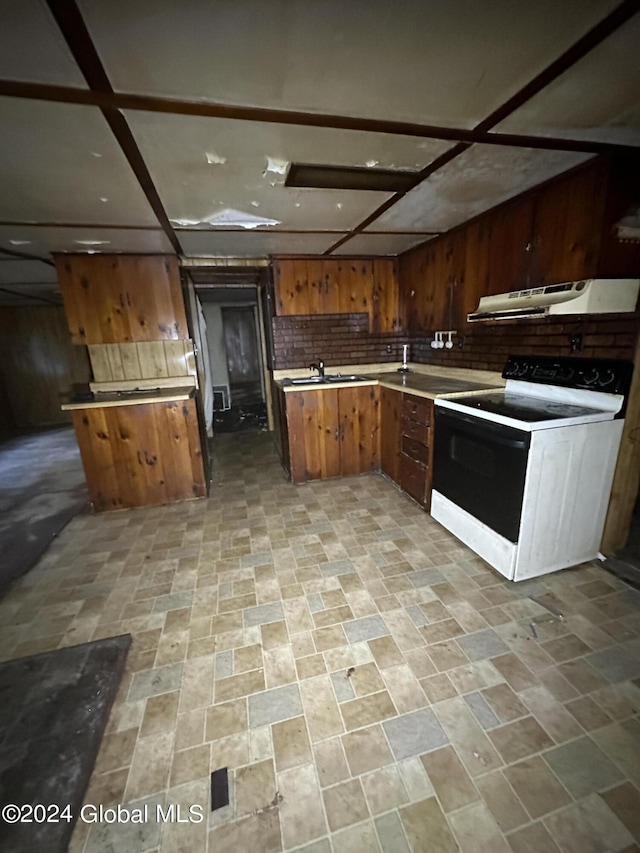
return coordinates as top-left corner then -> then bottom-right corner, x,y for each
323,374 -> 368,382
288,376 -> 326,385
285,374 -> 370,386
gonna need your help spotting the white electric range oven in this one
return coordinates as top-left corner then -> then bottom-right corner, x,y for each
431,355 -> 633,581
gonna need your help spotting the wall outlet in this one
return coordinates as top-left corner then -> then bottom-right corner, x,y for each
569,332 -> 583,353
386,345 -> 393,354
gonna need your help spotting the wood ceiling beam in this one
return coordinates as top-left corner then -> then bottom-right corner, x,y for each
476,0 -> 640,132
0,287 -> 60,305
0,78 -> 635,157
0,220 -> 438,237
1,1 -> 638,259
45,0 -> 183,256
0,246 -> 53,264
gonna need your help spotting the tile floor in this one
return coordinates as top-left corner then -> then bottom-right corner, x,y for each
2,431 -> 640,853
0,426 -> 88,591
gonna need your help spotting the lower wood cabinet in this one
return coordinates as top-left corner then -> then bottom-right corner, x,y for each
380,387 -> 433,509
284,385 -> 380,483
71,398 -> 206,511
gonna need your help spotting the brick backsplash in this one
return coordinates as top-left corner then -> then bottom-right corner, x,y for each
411,315 -> 639,372
272,313 -> 409,369
272,313 -> 639,371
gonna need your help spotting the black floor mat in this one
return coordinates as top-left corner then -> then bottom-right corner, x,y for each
0,634 -> 131,853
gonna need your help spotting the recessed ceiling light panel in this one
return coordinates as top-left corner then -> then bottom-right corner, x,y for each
285,162 -> 420,193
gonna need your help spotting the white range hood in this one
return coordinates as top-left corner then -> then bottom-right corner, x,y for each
468,278 -> 640,322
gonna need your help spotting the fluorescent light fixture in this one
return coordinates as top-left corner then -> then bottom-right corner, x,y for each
285,162 -> 420,192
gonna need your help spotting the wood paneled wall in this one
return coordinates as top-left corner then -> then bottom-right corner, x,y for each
88,340 -> 196,387
0,306 -> 91,430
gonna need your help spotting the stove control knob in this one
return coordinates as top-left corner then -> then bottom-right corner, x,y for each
517,363 -> 529,377
504,362 -> 518,377
583,369 -> 600,386
598,369 -> 615,388
558,367 -> 574,382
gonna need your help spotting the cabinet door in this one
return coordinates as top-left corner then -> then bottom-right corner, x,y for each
72,398 -> 205,511
440,232 -> 465,330
371,259 -> 402,332
286,389 -> 340,482
462,218 -> 491,325
380,386 -> 402,483
398,245 -> 425,333
56,254 -> 187,344
398,453 -> 427,506
272,257 -> 311,316
532,164 -> 605,285
487,196 -> 535,293
339,385 -> 380,476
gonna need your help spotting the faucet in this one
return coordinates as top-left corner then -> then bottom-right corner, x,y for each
309,360 -> 325,377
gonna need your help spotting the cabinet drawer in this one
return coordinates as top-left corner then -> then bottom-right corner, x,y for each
401,417 -> 429,445
402,395 -> 431,424
401,435 -> 429,466
399,453 -> 427,505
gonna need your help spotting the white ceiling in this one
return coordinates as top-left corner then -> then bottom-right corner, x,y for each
0,0 -> 638,300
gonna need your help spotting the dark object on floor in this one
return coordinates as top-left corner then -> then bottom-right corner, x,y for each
0,634 -> 132,853
602,556 -> 640,591
0,427 -> 89,596
210,768 -> 230,811
214,402 -> 267,434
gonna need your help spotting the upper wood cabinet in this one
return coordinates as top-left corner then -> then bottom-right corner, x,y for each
531,160 -> 605,286
398,155 -> 640,332
487,195 -> 535,296
55,255 -> 188,345
399,234 -> 464,333
272,257 -> 401,332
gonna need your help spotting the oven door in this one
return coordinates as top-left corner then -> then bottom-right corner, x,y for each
433,407 -> 531,543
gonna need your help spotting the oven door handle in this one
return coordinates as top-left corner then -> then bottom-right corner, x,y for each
436,408 -> 530,450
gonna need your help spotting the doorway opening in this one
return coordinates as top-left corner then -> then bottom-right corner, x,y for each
197,285 -> 270,435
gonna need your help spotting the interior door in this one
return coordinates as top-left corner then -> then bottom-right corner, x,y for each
221,306 -> 264,406
182,274 -> 211,487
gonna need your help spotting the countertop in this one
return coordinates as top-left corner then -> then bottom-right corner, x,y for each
61,386 -> 195,411
367,371 -> 501,399
275,364 -> 503,401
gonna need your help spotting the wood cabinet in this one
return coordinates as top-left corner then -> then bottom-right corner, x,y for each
380,386 -> 402,482
272,381 -> 290,471
71,398 -> 206,511
398,155 -> 640,332
531,161 -> 605,286
398,394 -> 433,508
399,233 -> 465,334
272,257 -> 401,332
380,387 -> 434,509
56,254 -> 188,344
284,385 -> 380,483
